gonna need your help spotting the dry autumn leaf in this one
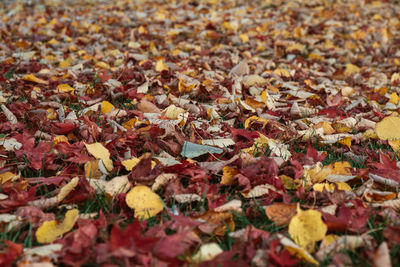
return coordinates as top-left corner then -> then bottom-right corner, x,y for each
36,209 -> 79,243
191,243 -> 223,263
288,206 -> 327,252
376,116 -> 400,140
265,203 -> 297,226
125,185 -> 164,219
84,142 -> 114,172
3,0 -> 400,265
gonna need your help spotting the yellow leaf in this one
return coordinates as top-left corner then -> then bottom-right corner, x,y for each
337,137 -> 351,149
47,38 -> 59,45
36,209 -> 79,243
279,235 -> 319,266
163,104 -> 186,120
239,34 -> 249,43
57,84 -> 75,93
0,172 -> 19,184
388,139 -> 400,154
314,121 -> 335,135
220,166 -> 238,185
389,92 -> 399,105
84,143 -> 113,171
23,74 -> 49,85
344,63 -> 360,76
53,135 -> 69,145
122,157 -> 156,171
274,68 -> 291,77
286,43 -> 304,52
376,116 -> 400,140
101,101 -> 114,114
84,160 -> 103,179
155,60 -> 168,72
320,234 -> 339,248
46,108 -> 57,120
280,174 -> 301,190
288,207 -> 327,252
95,61 -> 110,70
304,161 -> 351,186
57,177 -> 79,202
178,78 -> 195,93
59,58 -> 72,68
391,73 -> 400,84
244,115 -> 268,129
313,182 -> 351,192
122,118 -> 137,130
125,185 -> 164,219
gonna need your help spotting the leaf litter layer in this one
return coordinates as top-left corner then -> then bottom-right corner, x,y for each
0,0 -> 400,265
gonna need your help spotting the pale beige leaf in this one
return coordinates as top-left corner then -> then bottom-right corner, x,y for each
192,243 -> 223,263
373,242 -> 391,267
214,199 -> 242,213
174,194 -> 202,203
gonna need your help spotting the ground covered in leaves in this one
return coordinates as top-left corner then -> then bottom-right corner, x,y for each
1,0 -> 400,266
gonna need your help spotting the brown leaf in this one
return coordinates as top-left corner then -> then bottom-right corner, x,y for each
265,203 -> 297,226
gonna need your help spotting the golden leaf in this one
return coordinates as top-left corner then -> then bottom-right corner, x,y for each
274,68 -> 291,77
84,160 -> 103,179
344,63 -> 360,76
155,60 -> 168,71
279,234 -> 319,266
84,142 -> 113,171
57,177 -> 79,202
36,209 -> 79,243
220,166 -> 238,185
125,185 -> 164,219
23,74 -> 49,85
376,116 -> 400,140
288,207 -> 327,252
101,101 -> 114,114
57,84 -> 75,93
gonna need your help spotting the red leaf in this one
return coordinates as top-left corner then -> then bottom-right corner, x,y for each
0,240 -> 23,266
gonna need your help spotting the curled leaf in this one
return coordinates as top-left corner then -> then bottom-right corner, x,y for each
36,209 -> 79,243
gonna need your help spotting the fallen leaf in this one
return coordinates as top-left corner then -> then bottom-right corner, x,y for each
36,209 -> 79,243
376,116 -> 400,140
373,242 -> 391,267
181,141 -> 223,158
125,185 -> 164,219
57,177 -> 79,202
191,243 -> 223,263
288,206 -> 327,252
344,63 -> 360,76
57,84 -> 75,93
265,203 -> 297,226
84,142 -> 113,171
23,74 -> 49,84
278,234 -> 319,266
155,60 -> 168,71
101,101 -> 114,114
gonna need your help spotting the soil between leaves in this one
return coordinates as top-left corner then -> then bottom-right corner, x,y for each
1,0 -> 400,266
